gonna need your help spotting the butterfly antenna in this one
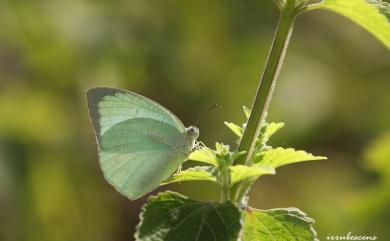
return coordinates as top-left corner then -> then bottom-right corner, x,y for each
195,103 -> 221,127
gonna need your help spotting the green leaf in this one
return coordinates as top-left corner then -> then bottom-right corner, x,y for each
215,142 -> 230,156
254,147 -> 327,168
263,122 -> 285,141
256,122 -> 285,150
317,0 -> 390,49
135,191 -> 242,241
224,121 -> 243,137
189,148 -> 219,167
229,151 -> 247,164
243,105 -> 251,119
162,166 -> 218,185
230,165 -> 275,185
189,144 -> 245,168
243,207 -> 318,241
225,121 -> 284,144
368,0 -> 390,21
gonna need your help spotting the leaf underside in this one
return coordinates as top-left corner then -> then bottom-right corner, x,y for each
230,165 -> 275,185
319,0 -> 390,49
135,192 -> 241,241
162,164 -> 275,186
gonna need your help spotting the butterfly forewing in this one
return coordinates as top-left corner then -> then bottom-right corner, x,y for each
87,87 -> 192,200
87,87 -> 185,137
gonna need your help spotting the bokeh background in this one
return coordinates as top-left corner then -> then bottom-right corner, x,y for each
0,0 -> 389,240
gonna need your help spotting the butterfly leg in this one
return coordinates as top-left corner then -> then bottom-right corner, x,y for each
194,140 -> 206,150
175,165 -> 182,174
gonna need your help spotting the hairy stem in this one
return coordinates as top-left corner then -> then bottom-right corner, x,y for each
220,166 -> 231,202
233,1 -> 301,203
236,3 -> 298,166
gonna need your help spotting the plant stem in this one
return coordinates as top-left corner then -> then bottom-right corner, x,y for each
236,2 -> 298,166
233,1 -> 301,203
220,166 -> 231,202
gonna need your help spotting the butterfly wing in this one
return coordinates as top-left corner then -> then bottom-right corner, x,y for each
87,87 -> 190,200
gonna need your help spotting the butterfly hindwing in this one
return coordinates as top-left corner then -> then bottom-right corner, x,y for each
87,87 -> 191,200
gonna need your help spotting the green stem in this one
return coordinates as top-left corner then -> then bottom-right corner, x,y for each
220,166 -> 231,202
233,1 -> 301,202
235,3 -> 298,165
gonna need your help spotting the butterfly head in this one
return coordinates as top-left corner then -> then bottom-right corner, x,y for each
186,126 -> 199,139
185,126 -> 199,151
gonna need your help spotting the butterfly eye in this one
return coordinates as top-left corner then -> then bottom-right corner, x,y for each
187,126 -> 199,138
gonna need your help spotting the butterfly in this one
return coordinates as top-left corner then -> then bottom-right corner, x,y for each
87,87 -> 199,200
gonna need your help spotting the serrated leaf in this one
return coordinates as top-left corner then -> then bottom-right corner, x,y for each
263,122 -> 285,140
368,0 -> 390,21
135,191 -> 242,241
189,148 -> 219,167
254,147 -> 327,168
224,121 -> 244,137
317,0 -> 390,49
243,207 -> 318,241
230,165 -> 275,185
225,120 -> 283,145
255,122 -> 285,152
162,166 -> 218,185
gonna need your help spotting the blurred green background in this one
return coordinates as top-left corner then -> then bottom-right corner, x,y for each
0,0 -> 389,240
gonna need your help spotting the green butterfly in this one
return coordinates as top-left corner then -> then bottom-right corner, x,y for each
87,87 -> 199,200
